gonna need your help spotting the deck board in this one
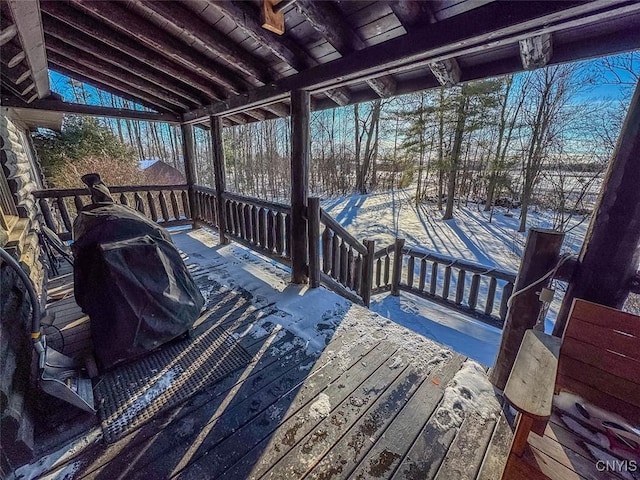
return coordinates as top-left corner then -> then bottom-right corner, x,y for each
22,228 -> 511,480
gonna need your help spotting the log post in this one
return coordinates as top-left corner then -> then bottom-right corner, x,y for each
361,239 -> 376,307
490,228 -> 564,390
391,238 -> 405,296
290,89 -> 310,284
554,80 -> 640,337
308,197 -> 320,288
210,115 -> 229,244
180,123 -> 197,226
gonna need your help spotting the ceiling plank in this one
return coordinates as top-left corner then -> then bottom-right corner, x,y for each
48,58 -> 179,114
7,0 -> 50,98
67,0 -> 246,95
43,18 -> 207,106
205,0 -> 353,106
294,0 -> 396,98
46,38 -> 194,110
0,24 -> 18,46
520,33 -> 553,70
183,0 -> 640,122
0,96 -> 181,123
40,3 -> 224,101
130,1 -> 271,86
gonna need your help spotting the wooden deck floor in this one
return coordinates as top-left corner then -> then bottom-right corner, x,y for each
21,229 -> 514,480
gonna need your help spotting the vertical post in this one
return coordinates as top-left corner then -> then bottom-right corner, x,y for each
290,89 -> 310,284
180,123 -> 197,225
490,228 -> 564,390
554,80 -> 640,336
391,238 -> 405,296
361,239 -> 376,307
308,197 -> 320,288
210,115 -> 229,245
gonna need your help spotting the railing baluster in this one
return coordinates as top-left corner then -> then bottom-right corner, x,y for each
234,201 -> 242,236
267,211 -> 275,252
181,190 -> 190,219
354,253 -> 363,294
259,207 -> 267,247
159,191 -> 169,221
134,192 -> 145,215
170,191 -> 180,220
500,281 -> 514,322
485,277 -> 497,316
430,262 -> 438,295
147,192 -> 158,222
119,193 -> 129,206
244,204 -> 253,243
226,199 -> 234,236
73,195 -> 84,213
322,226 -> 331,273
383,254 -> 390,286
331,231 -> 340,279
339,240 -> 348,284
455,269 -> 466,305
442,265 -> 452,300
347,246 -> 354,289
251,206 -> 259,245
407,255 -> 415,288
419,259 -> 427,291
56,197 -> 72,232
469,274 -> 481,310
284,213 -> 291,258
38,199 -> 56,232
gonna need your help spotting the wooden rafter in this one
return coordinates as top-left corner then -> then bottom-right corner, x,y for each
262,102 -> 290,118
294,0 -> 396,98
42,20 -> 207,106
0,24 -> 18,46
130,1 -> 271,86
205,0 -> 352,107
7,0 -> 50,99
67,0 -> 246,95
389,0 -> 435,30
46,37 -> 195,110
0,96 -> 181,123
40,3 -> 224,101
519,33 -> 553,70
429,59 -> 461,87
183,0 -> 640,122
49,61 -> 177,114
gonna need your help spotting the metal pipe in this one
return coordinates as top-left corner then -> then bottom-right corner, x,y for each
0,247 -> 42,336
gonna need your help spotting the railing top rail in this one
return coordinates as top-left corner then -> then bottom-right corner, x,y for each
194,185 -> 217,195
320,208 -> 367,255
222,191 -> 291,213
373,244 -> 394,259
33,184 -> 188,198
402,245 -> 516,282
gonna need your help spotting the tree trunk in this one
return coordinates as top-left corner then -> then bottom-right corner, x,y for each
443,92 -> 469,220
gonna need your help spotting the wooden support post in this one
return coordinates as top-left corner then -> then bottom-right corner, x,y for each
290,90 -> 310,284
391,238 -> 405,296
490,228 -> 564,390
361,239 -> 376,307
308,197 -> 320,288
554,80 -> 640,337
180,123 -> 197,226
210,115 -> 229,245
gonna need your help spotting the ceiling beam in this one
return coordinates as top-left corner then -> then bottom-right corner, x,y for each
205,0 -> 352,106
40,3 -> 224,101
43,19 -> 207,106
68,0 -> 246,95
262,102 -> 290,118
48,60 -> 178,114
429,59 -> 461,87
0,24 -> 18,46
519,33 -> 553,70
294,0 -> 396,98
389,0 -> 435,30
46,37 -> 196,111
7,0 -> 50,98
129,1 -> 271,86
0,96 -> 181,123
183,0 -> 640,123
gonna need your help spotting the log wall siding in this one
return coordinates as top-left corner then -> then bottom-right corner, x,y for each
0,114 -> 47,469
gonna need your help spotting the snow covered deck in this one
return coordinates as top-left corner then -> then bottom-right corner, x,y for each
19,228 -> 513,480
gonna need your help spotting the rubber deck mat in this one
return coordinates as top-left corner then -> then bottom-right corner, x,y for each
94,324 -> 253,443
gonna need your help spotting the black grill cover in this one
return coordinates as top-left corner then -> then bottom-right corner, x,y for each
72,203 -> 204,370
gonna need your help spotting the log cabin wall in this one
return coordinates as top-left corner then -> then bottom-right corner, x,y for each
0,113 -> 47,472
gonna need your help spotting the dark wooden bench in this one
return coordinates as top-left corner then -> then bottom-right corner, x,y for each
501,299 -> 640,480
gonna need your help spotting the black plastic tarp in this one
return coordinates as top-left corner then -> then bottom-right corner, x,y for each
72,202 -> 204,370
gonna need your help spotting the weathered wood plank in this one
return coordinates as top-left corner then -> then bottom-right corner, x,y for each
476,412 -> 513,480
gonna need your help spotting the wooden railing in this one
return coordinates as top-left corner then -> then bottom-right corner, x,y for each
372,239 -> 516,328
307,198 -> 375,306
33,184 -> 191,240
219,191 -> 292,266
193,185 -> 219,229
